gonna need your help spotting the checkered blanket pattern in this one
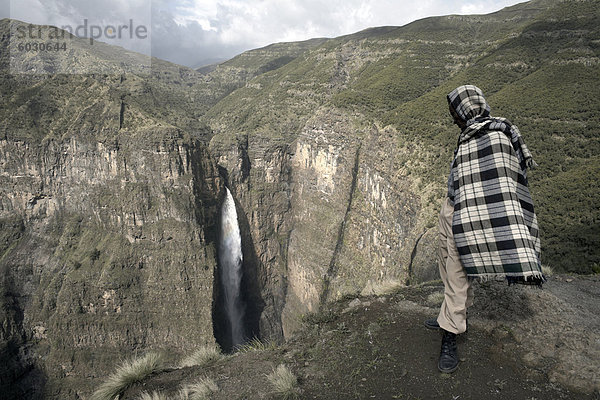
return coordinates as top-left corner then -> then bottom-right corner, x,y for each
451,128 -> 542,281
447,85 -> 542,283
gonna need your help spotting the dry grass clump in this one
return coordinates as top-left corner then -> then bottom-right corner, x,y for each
179,345 -> 224,368
138,391 -> 169,400
266,364 -> 299,399
91,352 -> 164,400
542,264 -> 554,277
179,377 -> 219,400
426,291 -> 445,306
235,337 -> 278,353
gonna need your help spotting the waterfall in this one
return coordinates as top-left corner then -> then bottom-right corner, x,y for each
219,187 -> 245,347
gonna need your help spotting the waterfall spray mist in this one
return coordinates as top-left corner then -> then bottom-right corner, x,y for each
219,187 -> 245,347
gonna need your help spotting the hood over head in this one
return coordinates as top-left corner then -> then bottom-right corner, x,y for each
447,84 -> 537,170
447,85 -> 490,124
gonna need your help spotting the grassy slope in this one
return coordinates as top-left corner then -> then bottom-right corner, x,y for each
0,18 -> 328,145
0,19 -> 218,144
214,38 -> 329,74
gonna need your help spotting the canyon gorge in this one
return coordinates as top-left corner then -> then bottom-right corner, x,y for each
0,0 -> 599,397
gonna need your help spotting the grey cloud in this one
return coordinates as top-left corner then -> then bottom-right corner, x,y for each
150,2 -> 246,68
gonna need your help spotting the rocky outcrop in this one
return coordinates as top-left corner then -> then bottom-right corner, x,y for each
0,132 -> 222,398
118,275 -> 600,399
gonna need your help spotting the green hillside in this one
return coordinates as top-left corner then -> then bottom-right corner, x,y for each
0,19 -> 219,144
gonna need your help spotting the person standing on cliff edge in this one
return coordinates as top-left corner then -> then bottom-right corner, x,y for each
425,85 -> 544,373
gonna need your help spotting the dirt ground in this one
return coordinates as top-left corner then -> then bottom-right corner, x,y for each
122,275 -> 600,400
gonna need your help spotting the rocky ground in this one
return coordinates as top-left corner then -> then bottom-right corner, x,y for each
120,274 -> 600,400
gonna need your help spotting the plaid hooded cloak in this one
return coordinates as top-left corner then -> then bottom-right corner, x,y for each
447,85 -> 543,284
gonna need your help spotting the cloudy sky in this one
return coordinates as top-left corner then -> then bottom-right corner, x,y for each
2,0 -> 525,68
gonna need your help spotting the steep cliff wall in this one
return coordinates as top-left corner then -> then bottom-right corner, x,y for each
209,132 -> 292,342
282,109 -> 427,335
0,132 -> 222,398
0,19 -> 227,398
209,107 -> 432,338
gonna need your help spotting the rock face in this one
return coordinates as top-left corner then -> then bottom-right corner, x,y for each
281,111 -> 423,335
0,133 -> 222,399
0,20 -> 224,399
209,109 -> 427,340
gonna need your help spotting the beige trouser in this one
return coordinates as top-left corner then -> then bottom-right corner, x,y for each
437,197 -> 474,334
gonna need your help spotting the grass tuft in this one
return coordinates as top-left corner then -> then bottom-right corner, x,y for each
426,291 -> 445,307
542,264 -> 554,277
138,391 -> 169,400
179,377 -> 219,400
91,352 -> 164,400
234,337 -> 278,353
179,345 -> 224,368
266,364 -> 299,399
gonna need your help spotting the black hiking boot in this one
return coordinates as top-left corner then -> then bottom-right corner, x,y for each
438,330 -> 459,373
424,318 -> 440,330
